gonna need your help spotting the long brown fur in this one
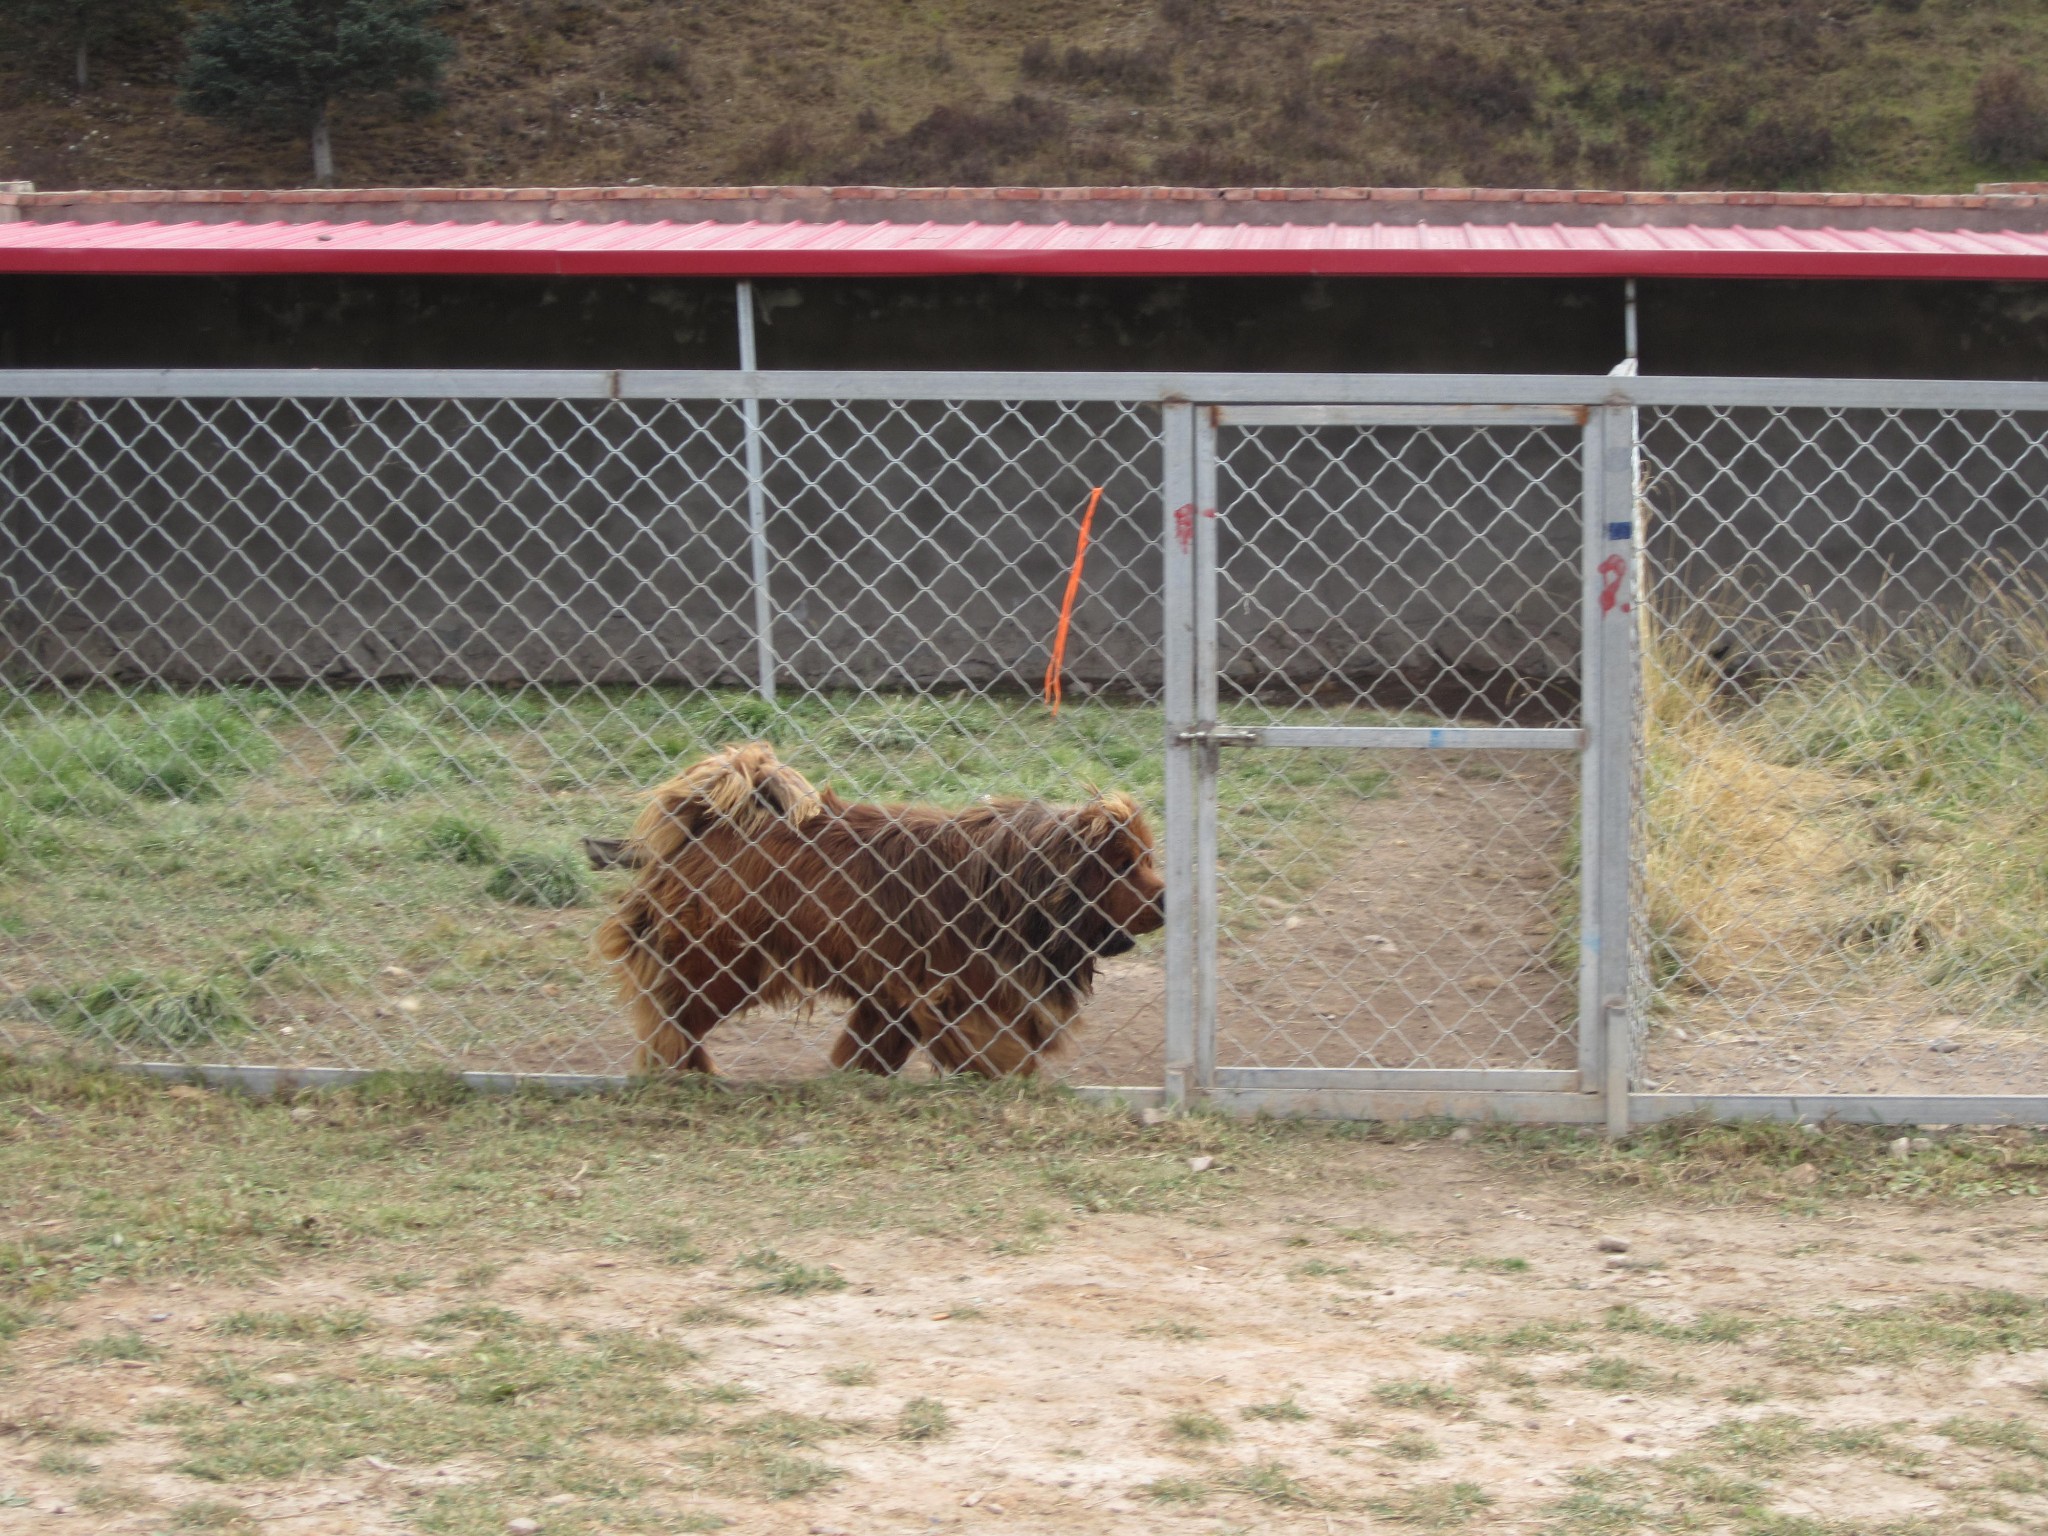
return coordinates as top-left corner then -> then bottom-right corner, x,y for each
595,743 -> 1165,1077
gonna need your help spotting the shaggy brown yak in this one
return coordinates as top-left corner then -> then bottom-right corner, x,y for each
595,743 -> 1165,1076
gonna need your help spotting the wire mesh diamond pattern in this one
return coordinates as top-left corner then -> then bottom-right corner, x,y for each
0,393 -> 1169,1087
1210,423 -> 1584,1072
1633,405 -> 2048,1099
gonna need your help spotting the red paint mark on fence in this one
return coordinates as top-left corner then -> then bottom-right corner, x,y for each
1598,554 -> 1628,615
1173,502 -> 1196,552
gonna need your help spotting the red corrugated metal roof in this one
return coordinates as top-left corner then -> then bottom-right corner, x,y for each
6,217 -> 2048,278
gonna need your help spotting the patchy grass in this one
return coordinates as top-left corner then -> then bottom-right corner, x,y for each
1603,1302 -> 1754,1346
1218,1456 -> 1319,1508
0,1056 -> 1309,1312
1381,1431 -> 1442,1462
1940,1415 -> 2048,1462
1571,1355 -> 1679,1394
214,1307 -> 375,1341
157,1324 -> 703,1485
1168,1410 -> 1232,1444
1642,588 -> 2048,1025
1,686 -> 1388,1073
1140,1475 -> 1209,1504
483,850 -> 591,909
1372,1380 -> 1475,1416
1134,1318 -> 1207,1341
894,1396 -> 952,1442
69,1331 -> 163,1364
736,1250 -> 847,1297
1771,1290 -> 2048,1368
1491,1116 -> 2048,1205
1457,1255 -> 1531,1274
1434,1320 -> 1589,1356
23,972 -> 250,1052
1242,1395 -> 1311,1423
1368,1480 -> 1495,1528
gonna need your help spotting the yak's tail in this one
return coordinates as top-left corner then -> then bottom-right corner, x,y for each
626,741 -> 826,865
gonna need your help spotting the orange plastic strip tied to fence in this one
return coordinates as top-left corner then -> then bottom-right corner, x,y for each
1044,485 -> 1106,718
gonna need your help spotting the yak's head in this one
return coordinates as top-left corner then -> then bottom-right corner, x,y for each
1061,793 -> 1166,958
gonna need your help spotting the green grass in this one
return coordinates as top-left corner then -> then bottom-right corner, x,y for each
1218,1457 -> 1318,1508
417,815 -> 503,866
1141,1475 -> 1209,1504
1372,1380 -> 1473,1415
70,1331 -> 163,1363
737,1249 -> 847,1297
1168,1410 -> 1231,1443
483,850 -> 591,909
169,1499 -> 257,1531
0,1056 -> 1300,1314
1572,1355 -> 1669,1394
894,1396 -> 952,1441
1489,1116 -> 2048,1205
157,1322 -> 704,1485
1381,1431 -> 1441,1462
0,684 -> 1395,1071
1644,611 -> 2048,1027
1771,1290 -> 2048,1368
24,972 -> 250,1051
1457,1256 -> 1531,1274
1434,1320 -> 1589,1355
1939,1414 -> 2048,1461
1368,1480 -> 1494,1529
1603,1303 -> 1754,1346
1241,1395 -> 1311,1422
214,1307 -> 375,1341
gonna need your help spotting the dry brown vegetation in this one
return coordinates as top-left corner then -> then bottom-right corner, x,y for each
1640,574 -> 2048,1035
3,0 -> 2048,193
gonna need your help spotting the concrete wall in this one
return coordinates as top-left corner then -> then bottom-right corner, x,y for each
8,397 -> 2042,719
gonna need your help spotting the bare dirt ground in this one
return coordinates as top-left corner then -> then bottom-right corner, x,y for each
5,1117 -> 2046,1536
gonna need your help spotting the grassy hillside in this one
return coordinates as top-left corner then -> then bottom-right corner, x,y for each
3,0 -> 2048,194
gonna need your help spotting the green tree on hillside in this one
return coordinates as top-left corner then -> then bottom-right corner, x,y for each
0,0 -> 185,92
179,0 -> 452,185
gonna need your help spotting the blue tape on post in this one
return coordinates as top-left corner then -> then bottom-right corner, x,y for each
1605,521 -> 1633,541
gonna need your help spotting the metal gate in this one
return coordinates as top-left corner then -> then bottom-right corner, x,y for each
1160,401 -> 1635,1127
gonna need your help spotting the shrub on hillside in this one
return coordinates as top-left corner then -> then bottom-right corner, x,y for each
1971,64 -> 2048,167
1703,110 -> 1834,188
1019,41 -> 1171,99
834,94 -> 1068,184
1336,38 -> 1537,131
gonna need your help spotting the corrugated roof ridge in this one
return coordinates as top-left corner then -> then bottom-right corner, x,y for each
11,183 -> 2048,214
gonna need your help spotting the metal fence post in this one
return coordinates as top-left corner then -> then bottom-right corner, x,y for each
1580,404 -> 1639,1133
1191,406 -> 1221,1097
1161,402 -> 1198,1108
735,279 -> 776,703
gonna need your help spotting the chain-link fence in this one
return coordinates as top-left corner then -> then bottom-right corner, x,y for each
1634,403 -> 2048,1114
2,370 -> 2044,1124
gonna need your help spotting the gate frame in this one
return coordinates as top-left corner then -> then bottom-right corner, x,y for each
6,366 -> 2048,1126
1162,400 -> 1626,1127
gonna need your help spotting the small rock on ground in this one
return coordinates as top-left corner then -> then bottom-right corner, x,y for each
1595,1235 -> 1630,1253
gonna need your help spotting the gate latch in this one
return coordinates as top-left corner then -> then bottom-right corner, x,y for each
1173,725 -> 1260,748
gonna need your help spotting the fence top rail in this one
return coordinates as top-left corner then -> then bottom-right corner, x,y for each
4,368 -> 2048,411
